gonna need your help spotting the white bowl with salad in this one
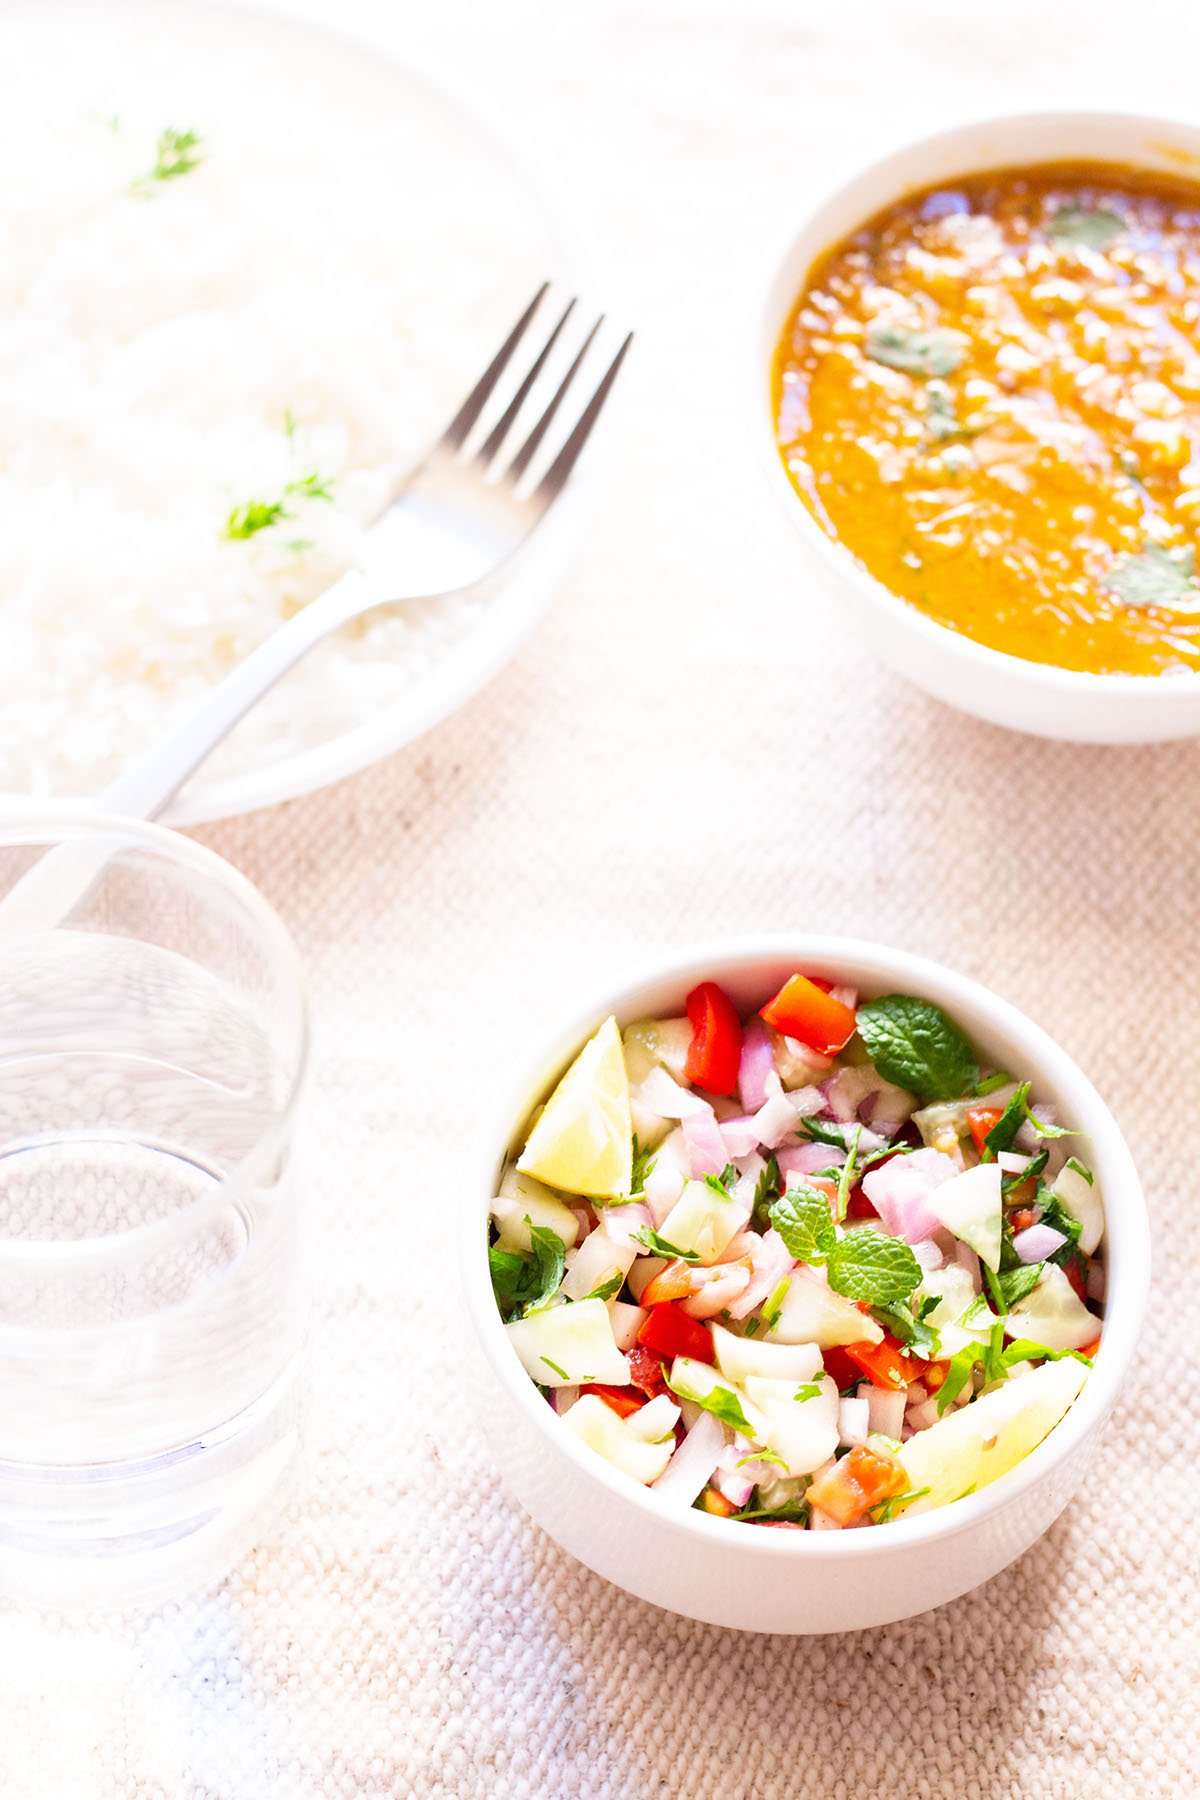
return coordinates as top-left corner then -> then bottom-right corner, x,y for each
462,937 -> 1148,1632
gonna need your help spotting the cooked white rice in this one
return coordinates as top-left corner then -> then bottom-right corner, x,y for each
0,2 -> 549,797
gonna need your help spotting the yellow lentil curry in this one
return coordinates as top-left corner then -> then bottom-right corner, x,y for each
773,163 -> 1200,676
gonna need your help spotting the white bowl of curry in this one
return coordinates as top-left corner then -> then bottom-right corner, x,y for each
761,111 -> 1200,741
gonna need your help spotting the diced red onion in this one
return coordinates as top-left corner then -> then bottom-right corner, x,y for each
861,1147 -> 956,1244
711,1465 -> 755,1509
838,1396 -> 870,1447
727,1226 -> 794,1320
738,1018 -> 776,1113
752,1082 -> 803,1150
997,1151 -> 1032,1175
910,1237 -> 944,1272
863,1385 -> 907,1438
680,1263 -> 752,1319
1013,1222 -> 1067,1264
603,1202 -> 652,1250
828,983 -> 857,1010
552,1386 -> 580,1415
627,1256 -> 667,1302
906,1397 -> 940,1432
651,1409 -> 727,1506
1016,1104 -> 1057,1154
784,1084 -> 825,1119
809,1505 -> 842,1531
683,1106 -> 730,1176
953,1240 -> 981,1285
719,1115 -> 761,1160
778,1141 -> 846,1178
636,1065 -> 710,1120
1087,1259 -> 1106,1303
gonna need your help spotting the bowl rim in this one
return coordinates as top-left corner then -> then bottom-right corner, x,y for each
754,104 -> 1200,702
463,933 -> 1150,1561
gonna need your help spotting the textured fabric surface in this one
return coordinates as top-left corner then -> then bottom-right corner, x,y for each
4,0 -> 1200,1794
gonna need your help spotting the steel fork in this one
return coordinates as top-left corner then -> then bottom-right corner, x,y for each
0,287 -> 630,932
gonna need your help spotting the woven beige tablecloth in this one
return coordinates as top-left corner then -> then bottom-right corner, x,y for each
4,0 -> 1200,1793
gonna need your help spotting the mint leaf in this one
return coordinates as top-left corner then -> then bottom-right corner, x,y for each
827,1227 -> 922,1305
865,321 -> 963,378
488,1221 -> 566,1320
856,995 -> 979,1102
632,1225 -> 700,1262
665,1371 -> 751,1434
769,1186 -> 836,1264
1105,545 -> 1198,612
1049,204 -> 1124,249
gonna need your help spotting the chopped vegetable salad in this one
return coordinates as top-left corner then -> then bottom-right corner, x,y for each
489,973 -> 1104,1530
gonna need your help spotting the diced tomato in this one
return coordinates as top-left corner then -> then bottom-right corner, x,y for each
818,1346 -> 861,1392
684,980 -> 742,1097
844,1184 -> 878,1220
1064,1254 -> 1088,1302
760,973 -> 856,1058
700,1486 -> 735,1517
845,1331 -> 920,1390
637,1301 -> 716,1365
626,1343 -> 670,1397
1080,1336 -> 1101,1360
807,1444 -> 908,1526
966,1104 -> 1004,1156
579,1383 -> 643,1419
923,1361 -> 947,1393
1010,1207 -> 1036,1233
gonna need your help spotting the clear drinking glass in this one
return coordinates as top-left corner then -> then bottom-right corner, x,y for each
0,811 -> 309,1603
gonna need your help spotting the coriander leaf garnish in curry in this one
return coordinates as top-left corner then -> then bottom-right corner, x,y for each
772,162 -> 1200,676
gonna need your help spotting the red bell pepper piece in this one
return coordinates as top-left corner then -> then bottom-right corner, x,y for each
637,1301 -> 716,1365
844,1331 -> 920,1390
684,980 -> 742,1096
759,973 -> 856,1058
966,1104 -> 1004,1156
626,1343 -> 670,1396
579,1383 -> 644,1419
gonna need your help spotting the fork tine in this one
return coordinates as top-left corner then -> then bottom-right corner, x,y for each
506,315 -> 604,481
531,331 -> 633,499
476,297 -> 577,467
440,283 -> 549,450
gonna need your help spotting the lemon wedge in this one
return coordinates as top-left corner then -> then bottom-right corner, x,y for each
898,1355 -> 1088,1515
517,1015 -> 633,1198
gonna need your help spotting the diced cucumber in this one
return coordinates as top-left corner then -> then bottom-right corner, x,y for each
1003,1263 -> 1100,1351
711,1324 -> 823,1386
1050,1160 -> 1104,1255
506,1297 -> 629,1387
742,1374 -> 839,1477
765,1266 -> 884,1348
622,1018 -> 693,1086
658,1178 -> 744,1265
560,1393 -> 679,1484
560,1225 -> 637,1302
915,1264 -> 992,1360
929,1161 -> 1002,1271
641,1126 -> 689,1222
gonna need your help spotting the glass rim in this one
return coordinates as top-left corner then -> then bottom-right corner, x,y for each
0,803 -> 310,1267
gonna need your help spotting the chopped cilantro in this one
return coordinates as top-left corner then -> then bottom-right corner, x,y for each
751,1152 -> 782,1222
223,469 -> 335,543
583,1272 -> 624,1304
761,1274 -> 791,1334
488,1220 -> 565,1320
540,1357 -> 569,1381
865,321 -> 964,378
975,1071 -> 1014,1097
869,1485 -> 930,1523
1105,545 -> 1199,612
631,1225 -> 700,1262
1049,204 -> 1125,250
993,1262 -> 1044,1310
704,1165 -> 738,1201
130,126 -> 204,197
665,1371 -> 752,1434
792,1382 -> 824,1404
835,1123 -> 862,1221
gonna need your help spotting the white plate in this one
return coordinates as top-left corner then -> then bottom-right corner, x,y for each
0,0 -> 578,824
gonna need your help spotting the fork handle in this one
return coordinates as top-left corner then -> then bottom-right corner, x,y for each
102,567 -> 369,820
0,569 -> 369,937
